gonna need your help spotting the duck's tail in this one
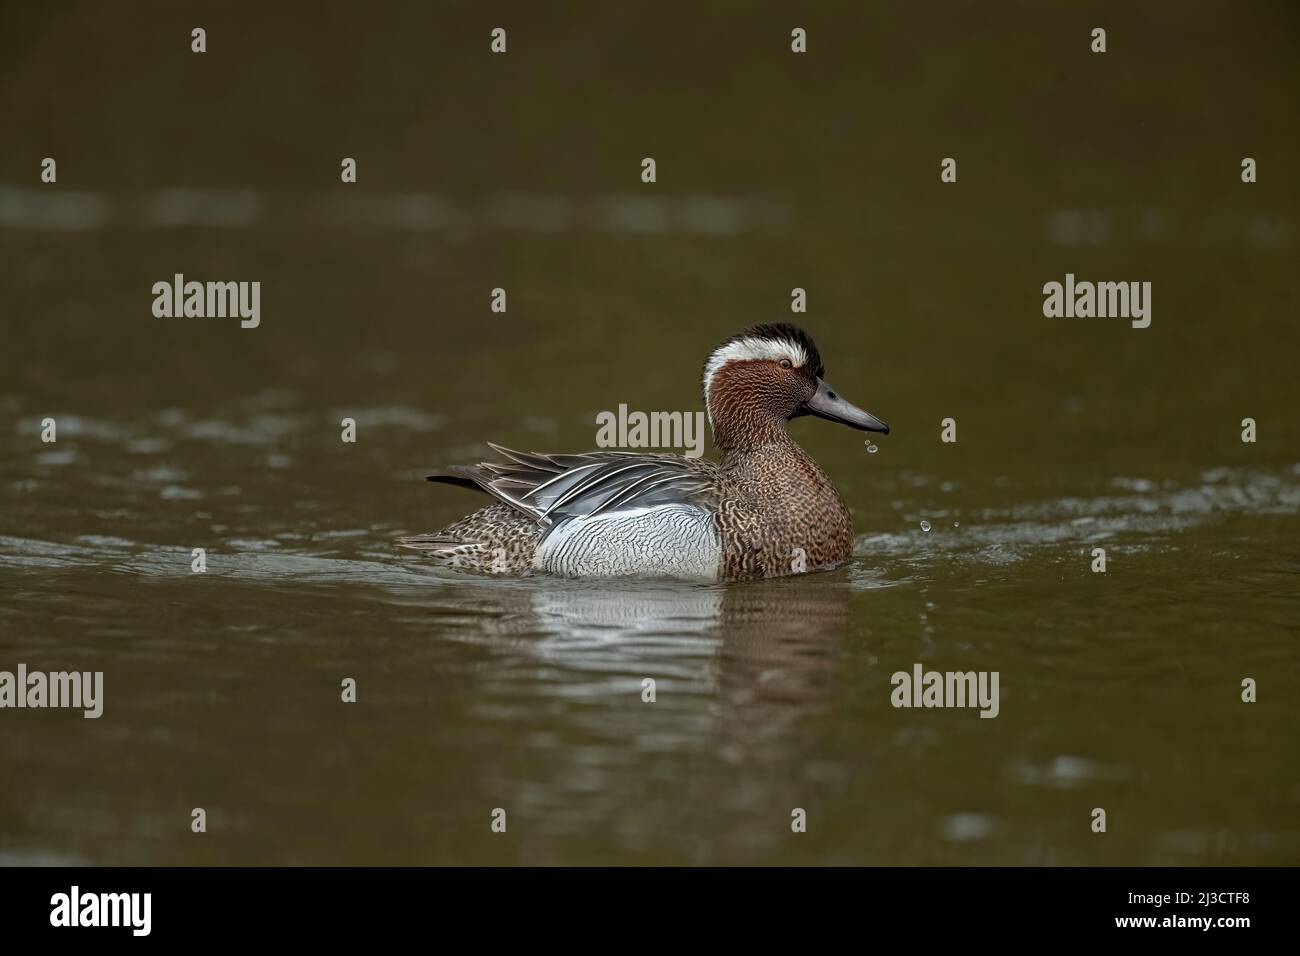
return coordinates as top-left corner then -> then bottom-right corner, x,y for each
398,503 -> 540,575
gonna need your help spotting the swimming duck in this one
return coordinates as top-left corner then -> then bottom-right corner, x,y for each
400,323 -> 889,581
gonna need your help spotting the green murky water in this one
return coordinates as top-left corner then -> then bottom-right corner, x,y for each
1,2 -> 1297,865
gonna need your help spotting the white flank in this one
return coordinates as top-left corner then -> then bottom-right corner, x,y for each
535,505 -> 721,580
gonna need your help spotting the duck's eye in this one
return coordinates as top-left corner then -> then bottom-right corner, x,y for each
779,359 -> 792,369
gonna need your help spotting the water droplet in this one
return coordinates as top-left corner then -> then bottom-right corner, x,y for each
920,520 -> 932,532
865,442 -> 878,454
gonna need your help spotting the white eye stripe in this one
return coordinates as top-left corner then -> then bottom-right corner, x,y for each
703,338 -> 806,387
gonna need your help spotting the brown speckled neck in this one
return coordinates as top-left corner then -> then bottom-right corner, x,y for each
714,433 -> 854,581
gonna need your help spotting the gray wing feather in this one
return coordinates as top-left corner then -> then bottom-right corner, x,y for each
427,444 -> 717,525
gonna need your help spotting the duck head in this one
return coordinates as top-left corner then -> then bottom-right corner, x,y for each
701,323 -> 889,451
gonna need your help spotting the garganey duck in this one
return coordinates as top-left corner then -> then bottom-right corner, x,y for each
401,323 -> 889,581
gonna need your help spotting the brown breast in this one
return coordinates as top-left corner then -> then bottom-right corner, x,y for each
715,442 -> 853,581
